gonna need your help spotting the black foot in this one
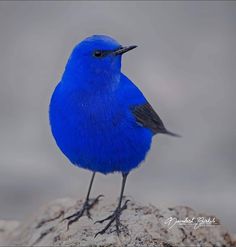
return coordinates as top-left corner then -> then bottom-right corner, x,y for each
64,194 -> 103,230
94,199 -> 129,237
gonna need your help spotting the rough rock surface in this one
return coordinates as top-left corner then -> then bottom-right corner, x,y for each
1,197 -> 235,246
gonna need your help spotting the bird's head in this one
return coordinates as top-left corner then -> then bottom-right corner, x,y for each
62,35 -> 137,88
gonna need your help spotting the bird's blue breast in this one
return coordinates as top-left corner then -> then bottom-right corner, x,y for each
49,75 -> 152,174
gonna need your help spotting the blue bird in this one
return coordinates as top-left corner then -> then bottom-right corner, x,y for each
49,35 -> 179,236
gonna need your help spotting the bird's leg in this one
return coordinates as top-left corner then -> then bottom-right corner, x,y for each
95,172 -> 129,237
64,172 -> 103,229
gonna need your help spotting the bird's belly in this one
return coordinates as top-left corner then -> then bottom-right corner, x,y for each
51,109 -> 152,174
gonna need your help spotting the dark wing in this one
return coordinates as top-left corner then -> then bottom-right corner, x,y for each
131,102 -> 180,137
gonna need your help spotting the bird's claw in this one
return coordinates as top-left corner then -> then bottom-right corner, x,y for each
63,194 -> 104,230
94,199 -> 129,237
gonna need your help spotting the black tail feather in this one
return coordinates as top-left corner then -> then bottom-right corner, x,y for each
161,129 -> 181,137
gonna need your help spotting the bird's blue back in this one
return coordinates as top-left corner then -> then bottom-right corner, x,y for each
49,35 -> 153,174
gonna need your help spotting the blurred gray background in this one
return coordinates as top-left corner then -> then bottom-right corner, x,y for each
0,1 -> 235,232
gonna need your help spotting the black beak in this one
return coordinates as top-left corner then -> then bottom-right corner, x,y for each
113,45 -> 137,56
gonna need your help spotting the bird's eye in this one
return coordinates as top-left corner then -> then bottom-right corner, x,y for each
93,50 -> 102,58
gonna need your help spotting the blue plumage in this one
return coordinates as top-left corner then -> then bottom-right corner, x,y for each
49,35 -> 153,174
49,35 -> 178,235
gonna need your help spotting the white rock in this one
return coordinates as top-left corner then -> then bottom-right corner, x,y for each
1,197 -> 235,246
